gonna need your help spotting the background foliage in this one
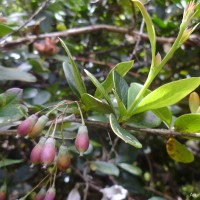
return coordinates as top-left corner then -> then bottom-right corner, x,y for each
0,0 -> 200,199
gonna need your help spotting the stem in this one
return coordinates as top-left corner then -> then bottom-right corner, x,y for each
46,101 -> 66,116
60,106 -> 68,144
76,101 -> 85,125
52,165 -> 57,188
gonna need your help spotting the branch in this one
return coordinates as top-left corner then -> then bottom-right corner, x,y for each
1,24 -> 200,49
1,116 -> 200,139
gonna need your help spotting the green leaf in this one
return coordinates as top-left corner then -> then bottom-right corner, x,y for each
174,113 -> 200,133
90,161 -> 119,176
133,78 -> 200,114
118,163 -> 142,176
0,24 -> 13,37
84,69 -> 115,112
126,111 -> 161,128
109,114 -> 142,148
81,93 -> 113,114
60,38 -> 86,97
113,71 -> 129,106
166,137 -> 194,163
0,159 -> 23,168
132,0 -> 156,65
0,66 -> 36,82
95,60 -> 134,98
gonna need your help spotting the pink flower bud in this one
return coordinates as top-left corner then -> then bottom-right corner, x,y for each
17,114 -> 38,137
57,145 -> 71,171
36,187 -> 46,200
29,115 -> 49,138
0,185 -> 6,200
30,137 -> 47,165
44,187 -> 56,200
40,138 -> 56,167
75,125 -> 89,156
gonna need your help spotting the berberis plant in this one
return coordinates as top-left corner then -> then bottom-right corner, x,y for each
0,0 -> 200,199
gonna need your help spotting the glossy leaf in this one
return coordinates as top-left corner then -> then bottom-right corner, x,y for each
166,137 -> 194,163
118,163 -> 142,176
81,93 -> 113,114
174,113 -> 200,133
84,69 -> 114,112
95,60 -> 134,98
90,161 -> 119,176
133,78 -> 200,114
113,71 -> 129,106
109,114 -> 142,148
60,38 -> 86,98
0,159 -> 23,168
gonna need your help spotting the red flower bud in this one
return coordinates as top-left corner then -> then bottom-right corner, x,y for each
44,187 -> 56,200
29,115 -> 49,138
30,137 -> 46,165
17,114 -> 38,137
57,145 -> 71,171
40,138 -> 56,167
0,184 -> 6,200
36,187 -> 46,200
75,125 -> 89,156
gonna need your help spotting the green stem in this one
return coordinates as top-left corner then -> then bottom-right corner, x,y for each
76,101 -> 85,125
60,105 -> 68,144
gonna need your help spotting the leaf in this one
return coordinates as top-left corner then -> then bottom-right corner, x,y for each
109,114 -> 142,148
0,66 -> 36,82
113,71 -> 129,106
32,90 -> 51,105
174,113 -> 200,133
90,161 -> 119,176
118,163 -> 142,176
133,78 -> 200,114
84,69 -> 114,112
166,137 -> 194,163
95,60 -> 134,98
0,24 -> 13,36
0,159 -> 23,168
126,111 -> 161,128
60,38 -> 86,97
132,0 -> 156,64
81,93 -> 113,114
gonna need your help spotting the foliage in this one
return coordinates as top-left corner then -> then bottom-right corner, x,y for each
0,0 -> 200,199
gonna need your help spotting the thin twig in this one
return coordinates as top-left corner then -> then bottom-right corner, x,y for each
0,0 -> 51,43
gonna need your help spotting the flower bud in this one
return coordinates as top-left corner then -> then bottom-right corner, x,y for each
36,187 -> 46,200
44,187 -> 56,200
0,184 -> 6,200
40,137 -> 56,167
17,114 -> 38,137
189,92 -> 200,113
29,115 -> 49,138
30,137 -> 47,166
57,145 -> 71,171
75,125 -> 89,156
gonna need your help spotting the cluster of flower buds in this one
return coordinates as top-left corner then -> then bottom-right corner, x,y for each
35,187 -> 56,200
189,92 -> 200,113
17,115 -> 49,138
75,125 -> 90,156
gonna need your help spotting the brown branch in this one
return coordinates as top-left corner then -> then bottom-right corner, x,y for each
1,117 -> 200,140
1,24 -> 200,49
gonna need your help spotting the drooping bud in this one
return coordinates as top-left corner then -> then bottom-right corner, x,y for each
0,184 -> 6,200
189,92 -> 200,113
44,187 -> 56,200
29,115 -> 49,138
57,145 -> 71,171
30,137 -> 47,166
75,125 -> 89,156
36,187 -> 46,200
17,114 -> 38,137
40,137 -> 56,167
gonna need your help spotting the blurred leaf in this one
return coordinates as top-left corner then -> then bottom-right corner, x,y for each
174,114 -> 200,133
0,24 -> 13,36
133,78 -> 200,114
109,114 -> 142,148
60,38 -> 86,98
118,163 -> 142,176
166,137 -> 194,163
81,93 -> 113,114
0,159 -> 23,168
32,90 -> 51,105
0,66 -> 36,82
95,60 -> 134,98
90,161 -> 119,176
